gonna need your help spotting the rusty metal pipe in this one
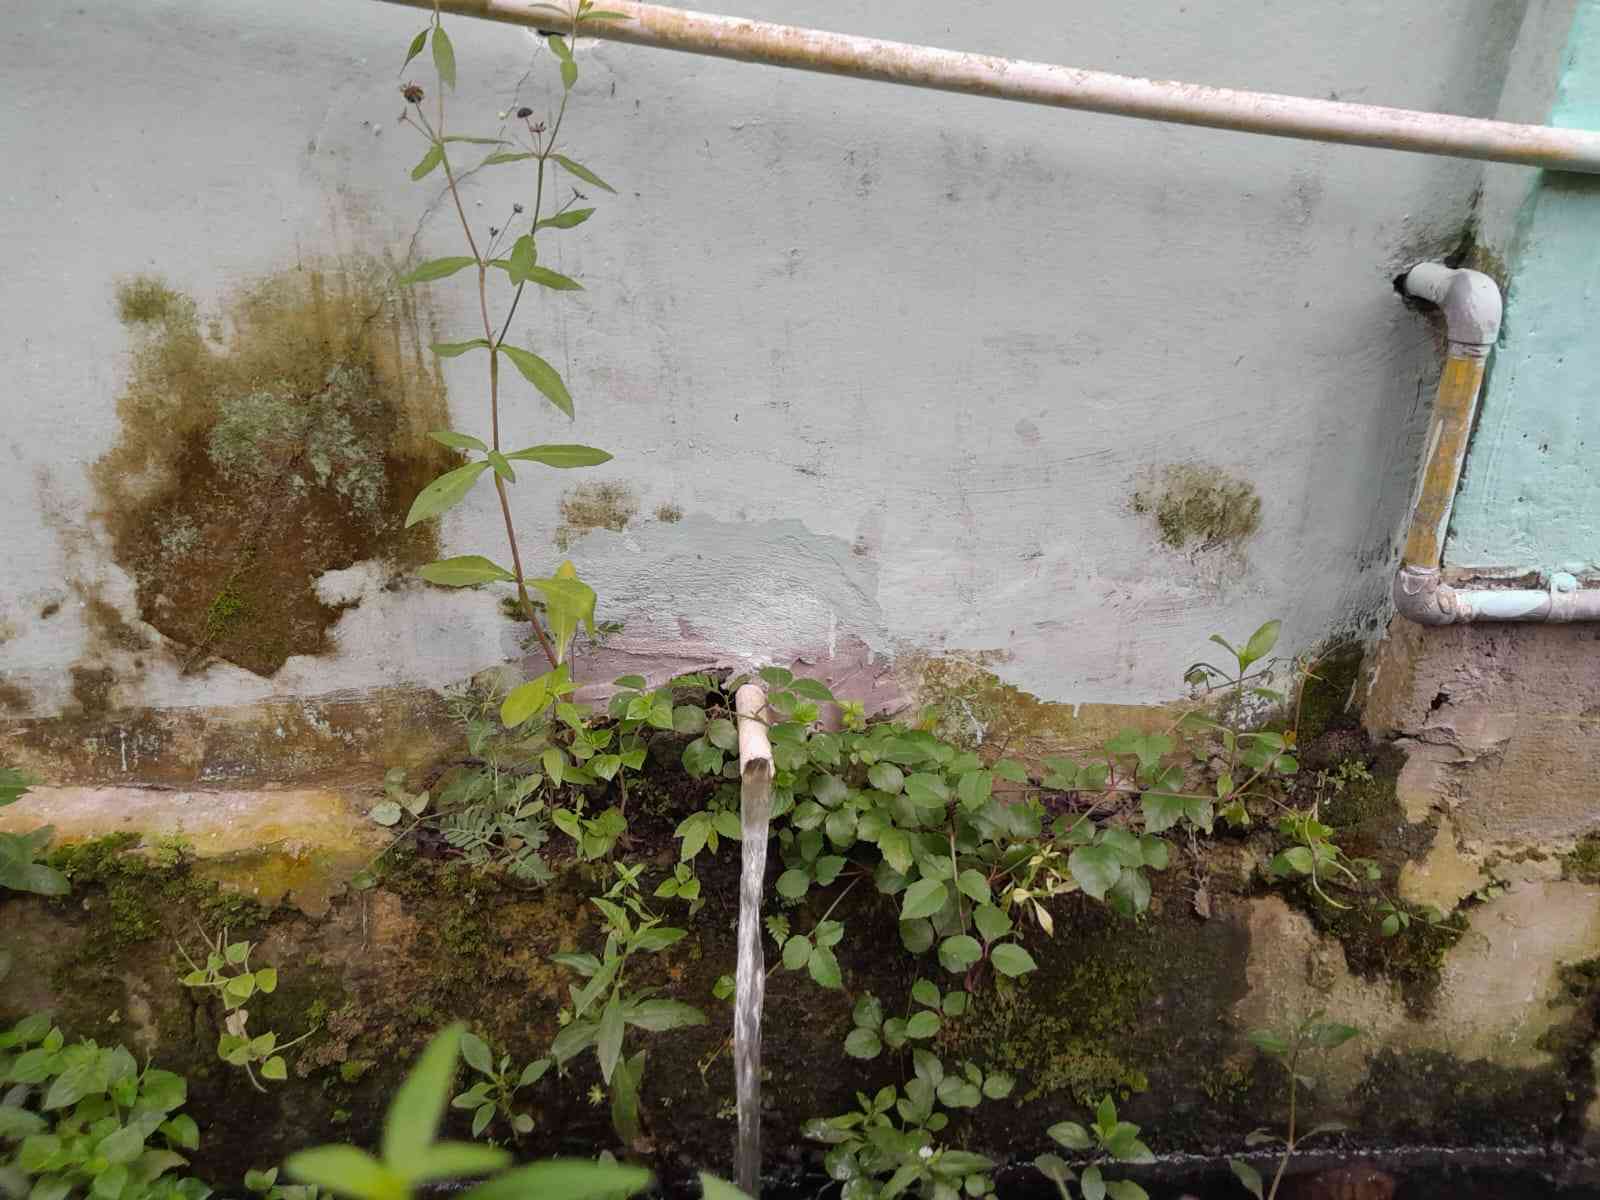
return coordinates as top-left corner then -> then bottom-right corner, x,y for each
376,0 -> 1600,172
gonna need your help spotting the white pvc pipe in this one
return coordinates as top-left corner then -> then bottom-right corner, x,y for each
381,0 -> 1600,173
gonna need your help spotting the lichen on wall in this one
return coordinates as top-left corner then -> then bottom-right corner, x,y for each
93,263 -> 458,677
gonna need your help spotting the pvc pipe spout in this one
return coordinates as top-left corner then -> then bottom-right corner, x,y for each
374,0 -> 1600,174
1402,263 -> 1502,354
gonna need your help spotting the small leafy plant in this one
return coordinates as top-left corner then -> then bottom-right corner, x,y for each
244,1165 -> 319,1200
0,768 -> 69,898
285,1023 -> 651,1200
1227,1014 -> 1359,1200
391,3 -> 618,715
548,864 -> 708,1143
0,1013 -> 208,1200
451,1032 -> 549,1141
803,1050 -> 1013,1200
1035,1095 -> 1154,1200
177,931 -> 317,1091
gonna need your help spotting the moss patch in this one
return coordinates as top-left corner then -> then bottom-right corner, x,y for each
556,482 -> 638,550
116,276 -> 189,326
94,262 -> 456,677
1354,1048 -> 1566,1144
1562,836 -> 1600,884
1132,465 -> 1262,552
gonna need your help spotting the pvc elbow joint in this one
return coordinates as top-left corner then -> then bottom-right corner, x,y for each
1402,263 -> 1502,354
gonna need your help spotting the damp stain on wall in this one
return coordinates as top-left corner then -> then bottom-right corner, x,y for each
94,263 -> 458,678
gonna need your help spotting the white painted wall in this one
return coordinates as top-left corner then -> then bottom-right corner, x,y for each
1,1 -> 1540,713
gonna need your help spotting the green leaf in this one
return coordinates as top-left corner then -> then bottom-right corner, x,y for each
461,1161 -> 652,1200
1103,1182 -> 1149,1200
905,1011 -> 940,1039
507,234 -> 538,284
499,345 -> 573,417
255,967 -> 278,994
501,678 -> 550,727
901,878 -> 948,921
552,154 -> 616,193
878,828 -> 914,875
480,150 -> 537,167
261,1055 -> 288,1081
1247,1030 -> 1290,1056
957,770 -> 993,811
382,1022 -> 464,1177
286,1146 -> 403,1200
867,762 -> 904,794
990,942 -> 1038,977
972,904 -> 1012,944
596,994 -> 624,1084
1080,1164 -> 1105,1200
505,443 -> 613,468
459,1033 -> 493,1074
982,1071 -> 1015,1100
1229,1159 -> 1264,1200
431,23 -> 456,88
938,935 -> 982,974
431,341 -> 491,360
1048,1121 -> 1092,1151
1305,1022 -> 1359,1049
899,919 -> 934,954
698,1175 -> 753,1200
1068,844 -> 1122,901
411,144 -> 444,180
98,1123 -> 147,1165
956,869 -> 991,905
1239,619 -> 1281,669
537,207 -> 596,230
405,460 -> 489,527
781,934 -> 812,970
485,450 -> 516,482
623,998 -> 705,1033
419,556 -> 515,586
527,266 -> 584,291
413,1142 -> 512,1185
93,1164 -> 129,1200
402,28 -> 428,71
706,718 -> 739,751
807,945 -> 842,989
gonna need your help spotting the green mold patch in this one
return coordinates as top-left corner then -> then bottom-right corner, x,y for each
1132,464 -> 1262,552
115,275 -> 189,326
1354,1048 -> 1566,1144
1561,835 -> 1600,884
1276,743 -> 1462,1016
93,263 -> 457,677
555,481 -> 638,550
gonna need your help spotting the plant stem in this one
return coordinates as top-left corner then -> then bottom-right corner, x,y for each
1267,1048 -> 1298,1200
429,98 -> 560,671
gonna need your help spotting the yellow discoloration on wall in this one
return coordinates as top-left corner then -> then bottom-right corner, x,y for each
555,481 -> 639,549
1131,464 -> 1262,552
2,686 -> 456,786
903,651 -> 1191,761
1402,354 -> 1486,569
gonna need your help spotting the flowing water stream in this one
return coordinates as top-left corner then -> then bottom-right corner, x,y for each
733,685 -> 774,1196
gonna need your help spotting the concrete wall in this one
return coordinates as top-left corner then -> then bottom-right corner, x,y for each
0,0 -> 1536,735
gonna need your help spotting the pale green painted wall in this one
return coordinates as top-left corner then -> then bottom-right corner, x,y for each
1448,0 -> 1600,574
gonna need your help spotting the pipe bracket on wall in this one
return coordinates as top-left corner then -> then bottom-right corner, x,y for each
1393,265 -> 1600,624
